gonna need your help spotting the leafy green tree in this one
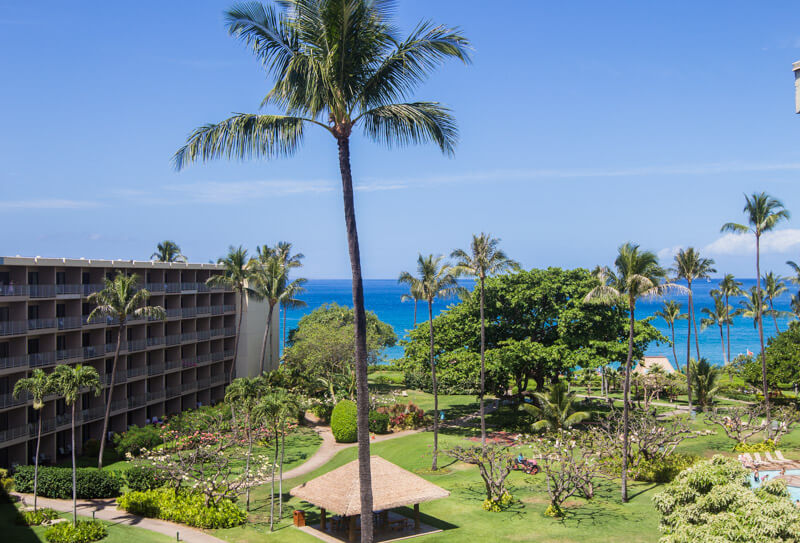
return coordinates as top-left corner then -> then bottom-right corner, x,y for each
173,2 -> 470,535
765,321 -> 800,387
722,192 -> 790,431
585,242 -> 677,503
690,358 -> 721,408
671,247 -> 716,410
87,273 -> 165,469
151,240 -> 186,262
399,254 -> 464,470
13,369 -> 55,511
225,377 -> 265,511
764,271 -> 789,334
451,233 -> 518,448
51,364 -> 101,525
523,382 -> 590,431
654,300 -> 686,372
700,290 -> 731,365
718,274 -> 743,365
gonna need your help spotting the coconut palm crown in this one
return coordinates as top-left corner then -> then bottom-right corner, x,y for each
523,381 -> 590,432
151,240 -> 186,262
654,300 -> 686,372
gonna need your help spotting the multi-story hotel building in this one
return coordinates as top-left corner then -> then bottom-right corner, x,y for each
0,255 -> 275,468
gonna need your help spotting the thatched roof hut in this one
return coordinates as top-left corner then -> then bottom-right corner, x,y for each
290,456 -> 450,516
634,356 -> 675,375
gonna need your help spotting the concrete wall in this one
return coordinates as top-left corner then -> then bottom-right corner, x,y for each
235,291 -> 279,377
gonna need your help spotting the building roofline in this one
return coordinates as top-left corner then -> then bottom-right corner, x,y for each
0,255 -> 222,270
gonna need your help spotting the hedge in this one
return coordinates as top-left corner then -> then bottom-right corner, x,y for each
331,400 -> 358,443
117,488 -> 246,529
123,466 -> 168,492
44,520 -> 107,543
368,411 -> 390,434
13,466 -> 120,499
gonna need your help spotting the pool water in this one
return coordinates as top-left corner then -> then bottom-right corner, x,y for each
749,469 -> 800,502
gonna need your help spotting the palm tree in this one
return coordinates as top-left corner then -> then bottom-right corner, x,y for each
763,271 -> 788,333
654,301 -> 686,373
400,281 -> 425,328
722,192 -> 790,429
739,286 -> 768,328
585,242 -> 679,502
248,255 -> 307,372
13,369 -> 55,511
398,254 -> 464,470
225,377 -> 264,512
451,233 -> 518,449
689,358 -> 721,408
671,247 -> 716,411
173,4 -> 470,535
718,274 -> 743,364
51,364 -> 101,526
522,381 -> 589,431
87,273 -> 165,469
700,290 -> 731,365
280,283 -> 308,351
271,243 -> 305,350
151,240 -> 186,262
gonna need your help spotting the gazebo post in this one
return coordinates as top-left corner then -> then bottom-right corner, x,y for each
349,515 -> 357,542
320,508 -> 326,531
414,503 -> 420,533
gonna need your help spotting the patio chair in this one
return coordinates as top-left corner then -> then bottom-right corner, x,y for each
775,451 -> 792,463
765,452 -> 777,463
754,452 -> 765,465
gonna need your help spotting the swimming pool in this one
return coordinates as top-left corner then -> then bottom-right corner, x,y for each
749,469 -> 800,502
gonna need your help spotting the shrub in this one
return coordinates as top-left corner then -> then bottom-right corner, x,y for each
543,504 -> 563,517
309,401 -> 334,423
482,491 -> 513,512
368,411 -> 390,434
631,454 -> 699,483
14,466 -> 120,499
377,402 -> 428,430
123,466 -> 168,492
113,424 -> 162,457
17,507 -> 59,526
733,439 -> 776,452
44,520 -> 107,543
117,488 -> 246,529
330,400 -> 358,443
0,467 -> 13,493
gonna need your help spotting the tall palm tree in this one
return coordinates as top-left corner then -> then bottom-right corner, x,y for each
280,283 -> 308,350
522,381 -> 590,431
654,300 -> 686,373
269,243 -> 305,350
174,3 -> 470,535
87,273 -> 165,468
739,286 -> 769,328
400,281 -> 425,328
671,247 -> 716,411
689,358 -> 721,408
722,192 -> 790,429
763,271 -> 788,333
718,274 -> 743,364
151,240 -> 186,262
13,369 -> 55,511
399,254 -> 464,470
51,364 -> 101,526
700,290 -> 731,365
585,242 -> 679,502
208,246 -> 253,383
225,377 -> 265,512
451,233 -> 518,449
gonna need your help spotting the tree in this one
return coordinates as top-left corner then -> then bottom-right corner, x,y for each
764,271 -> 789,333
690,358 -> 720,408
523,381 -> 590,432
150,240 -> 186,262
760,321 -> 800,388
13,369 -> 55,511
718,274 -> 743,365
654,301 -> 686,372
585,242 -> 679,502
173,4 -> 470,537
399,254 -> 464,470
51,364 -> 101,525
671,247 -> 716,411
700,290 -> 731,365
400,281 -> 425,328
705,405 -> 768,445
225,377 -> 265,511
451,233 -> 518,449
257,242 -> 306,349
87,273 -> 165,468
722,192 -> 791,433
445,445 -> 515,508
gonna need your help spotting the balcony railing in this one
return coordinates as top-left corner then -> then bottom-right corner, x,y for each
0,284 -> 28,297
0,354 -> 28,371
80,406 -> 105,422
196,377 -> 211,390
56,284 -> 82,296
0,391 -> 29,409
211,306 -> 224,315
182,357 -> 197,368
83,346 -> 102,359
165,334 -> 181,346
181,282 -> 198,292
82,284 -> 104,296
28,318 -> 56,331
181,382 -> 196,393
57,316 -> 82,330
0,425 -> 29,443
165,308 -> 181,319
145,282 -> 165,293
165,283 -> 181,293
148,364 -> 164,376
128,395 -> 146,409
127,367 -> 147,379
166,386 -> 181,398
146,336 -> 165,347
110,398 -> 127,412
197,283 -> 210,293
165,360 -> 181,371
147,390 -> 165,403
29,285 -> 55,298
181,307 -> 197,318
210,374 -> 226,386
29,351 -> 55,367
223,305 -> 236,313
56,348 -> 83,361
0,320 -> 27,336
197,353 -> 212,365
224,326 -> 235,336
29,418 -> 57,437
126,339 -> 147,352
196,306 -> 211,315
180,332 -> 197,342
196,330 -> 211,341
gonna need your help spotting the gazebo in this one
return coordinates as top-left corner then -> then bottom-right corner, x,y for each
290,456 -> 450,542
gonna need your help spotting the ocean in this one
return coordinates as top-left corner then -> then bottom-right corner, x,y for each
281,278 -> 797,368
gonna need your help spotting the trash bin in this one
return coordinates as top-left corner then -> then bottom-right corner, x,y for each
293,510 -> 306,527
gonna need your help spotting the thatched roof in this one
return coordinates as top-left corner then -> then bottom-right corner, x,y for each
634,356 -> 675,375
290,456 -> 450,516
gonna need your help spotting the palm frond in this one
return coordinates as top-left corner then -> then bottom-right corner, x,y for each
360,102 -> 457,156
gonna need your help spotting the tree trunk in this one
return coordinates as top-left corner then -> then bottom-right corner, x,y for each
622,298 -> 635,503
98,323 -> 124,469
756,235 -> 771,434
719,324 -> 726,365
428,299 -> 439,471
336,135 -> 373,543
260,303 -> 275,373
231,290 -> 244,383
686,285 -> 694,411
245,414 -> 252,512
413,299 -> 417,328
692,297 -> 701,360
670,323 -> 679,373
283,303 -> 288,350
71,402 -> 77,526
34,413 -> 41,511
725,292 -> 732,365
479,275 -> 486,450
279,427 -> 286,520
270,431 -> 278,531
769,299 -> 781,334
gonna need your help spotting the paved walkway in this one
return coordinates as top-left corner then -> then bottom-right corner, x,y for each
12,493 -> 226,543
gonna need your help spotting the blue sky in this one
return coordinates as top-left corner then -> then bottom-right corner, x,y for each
2,1 -> 800,279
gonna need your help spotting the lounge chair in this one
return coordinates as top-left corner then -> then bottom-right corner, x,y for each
743,453 -> 756,465
754,453 -> 765,465
776,451 -> 792,463
765,452 -> 777,463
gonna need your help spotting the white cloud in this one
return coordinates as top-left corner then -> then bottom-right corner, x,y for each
161,179 -> 336,203
0,199 -> 101,210
657,245 -> 682,262
354,183 -> 407,192
704,229 -> 800,256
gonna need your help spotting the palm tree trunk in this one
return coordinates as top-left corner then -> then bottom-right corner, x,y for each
621,299 -> 635,503
725,292 -> 732,365
71,402 -> 77,526
719,324 -> 726,364
270,432 -> 278,531
769,299 -> 781,334
686,287 -> 693,411
692,300 -> 701,360
413,299 -> 417,328
245,415 -> 252,512
336,134 -> 373,543
279,427 -> 285,521
756,235 -> 771,434
283,303 -> 288,350
260,303 -> 275,373
34,414 -> 41,512
230,290 -> 244,383
479,275 -> 486,451
98,323 -> 124,469
428,299 -> 439,470
670,323 -> 679,373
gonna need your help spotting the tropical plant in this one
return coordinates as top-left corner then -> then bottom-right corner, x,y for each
671,247 -> 716,411
689,358 -> 721,408
150,240 -> 186,262
764,271 -> 789,333
451,233 -> 518,449
51,364 -> 101,525
654,301 -> 686,372
256,242 -> 306,349
398,254 -> 464,470
718,274 -> 743,364
224,377 -> 265,511
12,369 -> 55,511
700,290 -> 732,365
400,282 -> 425,328
173,2 -> 471,536
585,242 -> 679,502
522,381 -> 590,431
87,273 -> 165,468
722,192 -> 790,432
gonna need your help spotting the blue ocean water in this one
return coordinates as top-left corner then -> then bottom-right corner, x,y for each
282,278 -> 796,368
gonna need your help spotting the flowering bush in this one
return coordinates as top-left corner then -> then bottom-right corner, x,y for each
376,402 -> 428,431
117,488 -> 246,529
482,491 -> 513,512
44,520 -> 107,543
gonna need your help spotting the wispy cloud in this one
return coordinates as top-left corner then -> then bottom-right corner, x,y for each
0,199 -> 101,210
657,245 -> 682,262
162,179 -> 336,203
704,229 -> 800,256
